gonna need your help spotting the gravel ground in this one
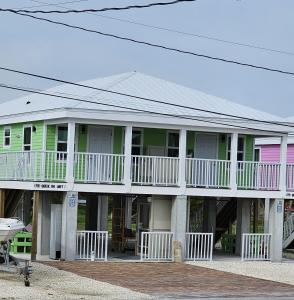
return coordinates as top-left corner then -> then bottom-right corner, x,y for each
0,262 -> 153,300
187,260 -> 294,286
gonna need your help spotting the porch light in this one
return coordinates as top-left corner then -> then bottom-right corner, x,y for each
32,126 -> 37,133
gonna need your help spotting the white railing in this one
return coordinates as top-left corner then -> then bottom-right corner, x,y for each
186,159 -> 230,188
237,162 -> 280,190
76,231 -> 108,261
132,155 -> 179,186
43,151 -> 67,181
286,164 -> 294,191
185,233 -> 213,261
0,151 -> 67,181
241,233 -> 271,261
284,214 -> 294,241
140,231 -> 173,261
74,152 -> 125,184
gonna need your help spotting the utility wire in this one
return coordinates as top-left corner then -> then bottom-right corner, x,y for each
19,0 -> 90,10
0,82 -> 286,134
0,0 -> 196,14
6,11 -> 294,78
0,65 -> 291,129
27,0 -> 294,57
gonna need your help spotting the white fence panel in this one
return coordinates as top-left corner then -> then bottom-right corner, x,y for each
74,153 -> 125,184
241,234 -> 271,261
286,164 -> 294,191
76,231 -> 108,261
237,162 -> 280,190
186,159 -> 230,188
132,156 -> 179,186
185,233 -> 213,261
140,232 -> 173,261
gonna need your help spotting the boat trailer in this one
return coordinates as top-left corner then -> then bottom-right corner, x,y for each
0,241 -> 32,287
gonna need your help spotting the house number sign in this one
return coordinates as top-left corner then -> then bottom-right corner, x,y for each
277,200 -> 283,213
68,192 -> 78,208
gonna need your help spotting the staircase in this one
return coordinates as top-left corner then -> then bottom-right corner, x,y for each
4,189 -> 24,217
215,199 -> 237,243
283,213 -> 294,249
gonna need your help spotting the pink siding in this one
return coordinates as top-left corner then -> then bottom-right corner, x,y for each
260,144 -> 294,163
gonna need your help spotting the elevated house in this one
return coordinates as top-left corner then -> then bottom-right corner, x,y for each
0,72 -> 290,262
256,122 -> 294,250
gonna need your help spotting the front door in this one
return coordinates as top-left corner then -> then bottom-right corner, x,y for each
195,134 -> 218,187
87,126 -> 112,182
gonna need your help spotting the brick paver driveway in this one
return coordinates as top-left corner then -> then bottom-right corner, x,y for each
44,262 -> 294,299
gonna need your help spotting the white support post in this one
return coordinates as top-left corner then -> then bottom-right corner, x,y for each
279,135 -> 288,192
230,133 -> 238,191
66,122 -> 76,185
179,129 -> 187,192
269,198 -> 284,262
61,191 -> 78,260
124,126 -> 132,191
264,198 -> 270,233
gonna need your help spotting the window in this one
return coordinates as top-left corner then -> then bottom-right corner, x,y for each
167,131 -> 179,157
254,148 -> 260,162
132,129 -> 143,155
57,126 -> 68,160
3,127 -> 11,148
23,126 -> 32,151
227,136 -> 245,161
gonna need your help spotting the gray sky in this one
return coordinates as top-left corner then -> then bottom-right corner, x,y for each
1,0 -> 294,118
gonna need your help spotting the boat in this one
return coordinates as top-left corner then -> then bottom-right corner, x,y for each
0,218 -> 25,242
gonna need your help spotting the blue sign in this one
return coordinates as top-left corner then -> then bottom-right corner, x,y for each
277,200 -> 283,213
68,193 -> 77,208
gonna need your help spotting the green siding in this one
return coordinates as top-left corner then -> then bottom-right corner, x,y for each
0,121 -> 44,152
77,125 -> 87,152
143,128 -> 166,153
113,126 -> 123,154
245,135 -> 254,161
218,134 -> 227,160
46,125 -> 56,151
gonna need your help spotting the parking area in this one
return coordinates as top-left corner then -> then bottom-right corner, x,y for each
44,261 -> 294,299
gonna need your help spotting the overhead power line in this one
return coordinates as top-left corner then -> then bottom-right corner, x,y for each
6,11 -> 294,78
0,0 -> 196,14
0,82 -> 286,134
27,0 -> 294,57
19,0 -> 90,10
0,65 -> 292,130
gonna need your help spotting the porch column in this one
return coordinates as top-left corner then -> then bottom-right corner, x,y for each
230,133 -> 238,191
264,198 -> 270,233
179,129 -> 187,192
31,191 -> 40,261
61,191 -> 78,260
279,135 -> 288,192
203,198 -> 216,235
0,189 -> 5,218
124,126 -> 132,191
66,122 -> 76,186
171,195 -> 187,262
269,198 -> 284,262
235,198 -> 251,255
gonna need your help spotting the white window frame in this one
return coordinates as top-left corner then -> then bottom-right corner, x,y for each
254,147 -> 261,162
23,125 -> 32,152
132,128 -> 143,155
166,130 -> 179,157
56,125 -> 68,161
227,135 -> 246,162
3,126 -> 11,148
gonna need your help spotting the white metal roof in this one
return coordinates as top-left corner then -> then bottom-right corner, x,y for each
0,71 -> 289,133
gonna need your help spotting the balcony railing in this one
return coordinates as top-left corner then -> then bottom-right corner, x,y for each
132,155 -> 179,186
74,152 -> 125,184
0,151 -> 289,192
186,158 -> 231,188
237,161 -> 280,191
